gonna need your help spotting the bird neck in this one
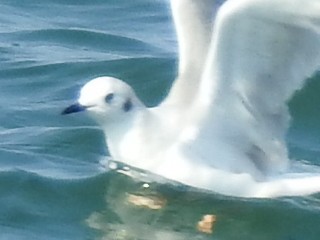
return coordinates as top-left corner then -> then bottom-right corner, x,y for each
104,107 -> 156,167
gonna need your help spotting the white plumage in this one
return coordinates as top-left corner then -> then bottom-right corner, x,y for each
64,0 -> 320,198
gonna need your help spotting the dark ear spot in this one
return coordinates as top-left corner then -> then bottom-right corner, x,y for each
123,99 -> 133,112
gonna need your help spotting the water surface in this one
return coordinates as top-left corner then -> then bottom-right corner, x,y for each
0,1 -> 320,239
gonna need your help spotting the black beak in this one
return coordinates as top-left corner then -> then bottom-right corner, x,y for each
62,103 -> 87,115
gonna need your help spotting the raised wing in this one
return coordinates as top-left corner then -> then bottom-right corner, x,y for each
162,0 -> 217,107
182,0 -> 320,178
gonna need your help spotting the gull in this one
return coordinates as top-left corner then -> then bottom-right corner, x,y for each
63,0 -> 320,198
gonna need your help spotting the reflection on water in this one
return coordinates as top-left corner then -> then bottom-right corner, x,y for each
86,161 -> 215,240
86,160 -> 320,240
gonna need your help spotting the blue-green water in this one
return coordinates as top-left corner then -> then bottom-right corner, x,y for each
1,0 -> 320,239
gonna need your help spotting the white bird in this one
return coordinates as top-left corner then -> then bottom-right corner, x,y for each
63,0 -> 320,198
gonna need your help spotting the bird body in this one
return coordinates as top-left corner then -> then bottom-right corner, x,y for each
63,0 -> 320,198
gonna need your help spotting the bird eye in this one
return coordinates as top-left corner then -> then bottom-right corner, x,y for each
105,93 -> 114,103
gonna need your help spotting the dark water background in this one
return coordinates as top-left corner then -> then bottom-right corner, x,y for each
1,0 -> 320,239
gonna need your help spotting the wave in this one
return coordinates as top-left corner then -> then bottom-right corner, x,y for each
4,28 -> 159,53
